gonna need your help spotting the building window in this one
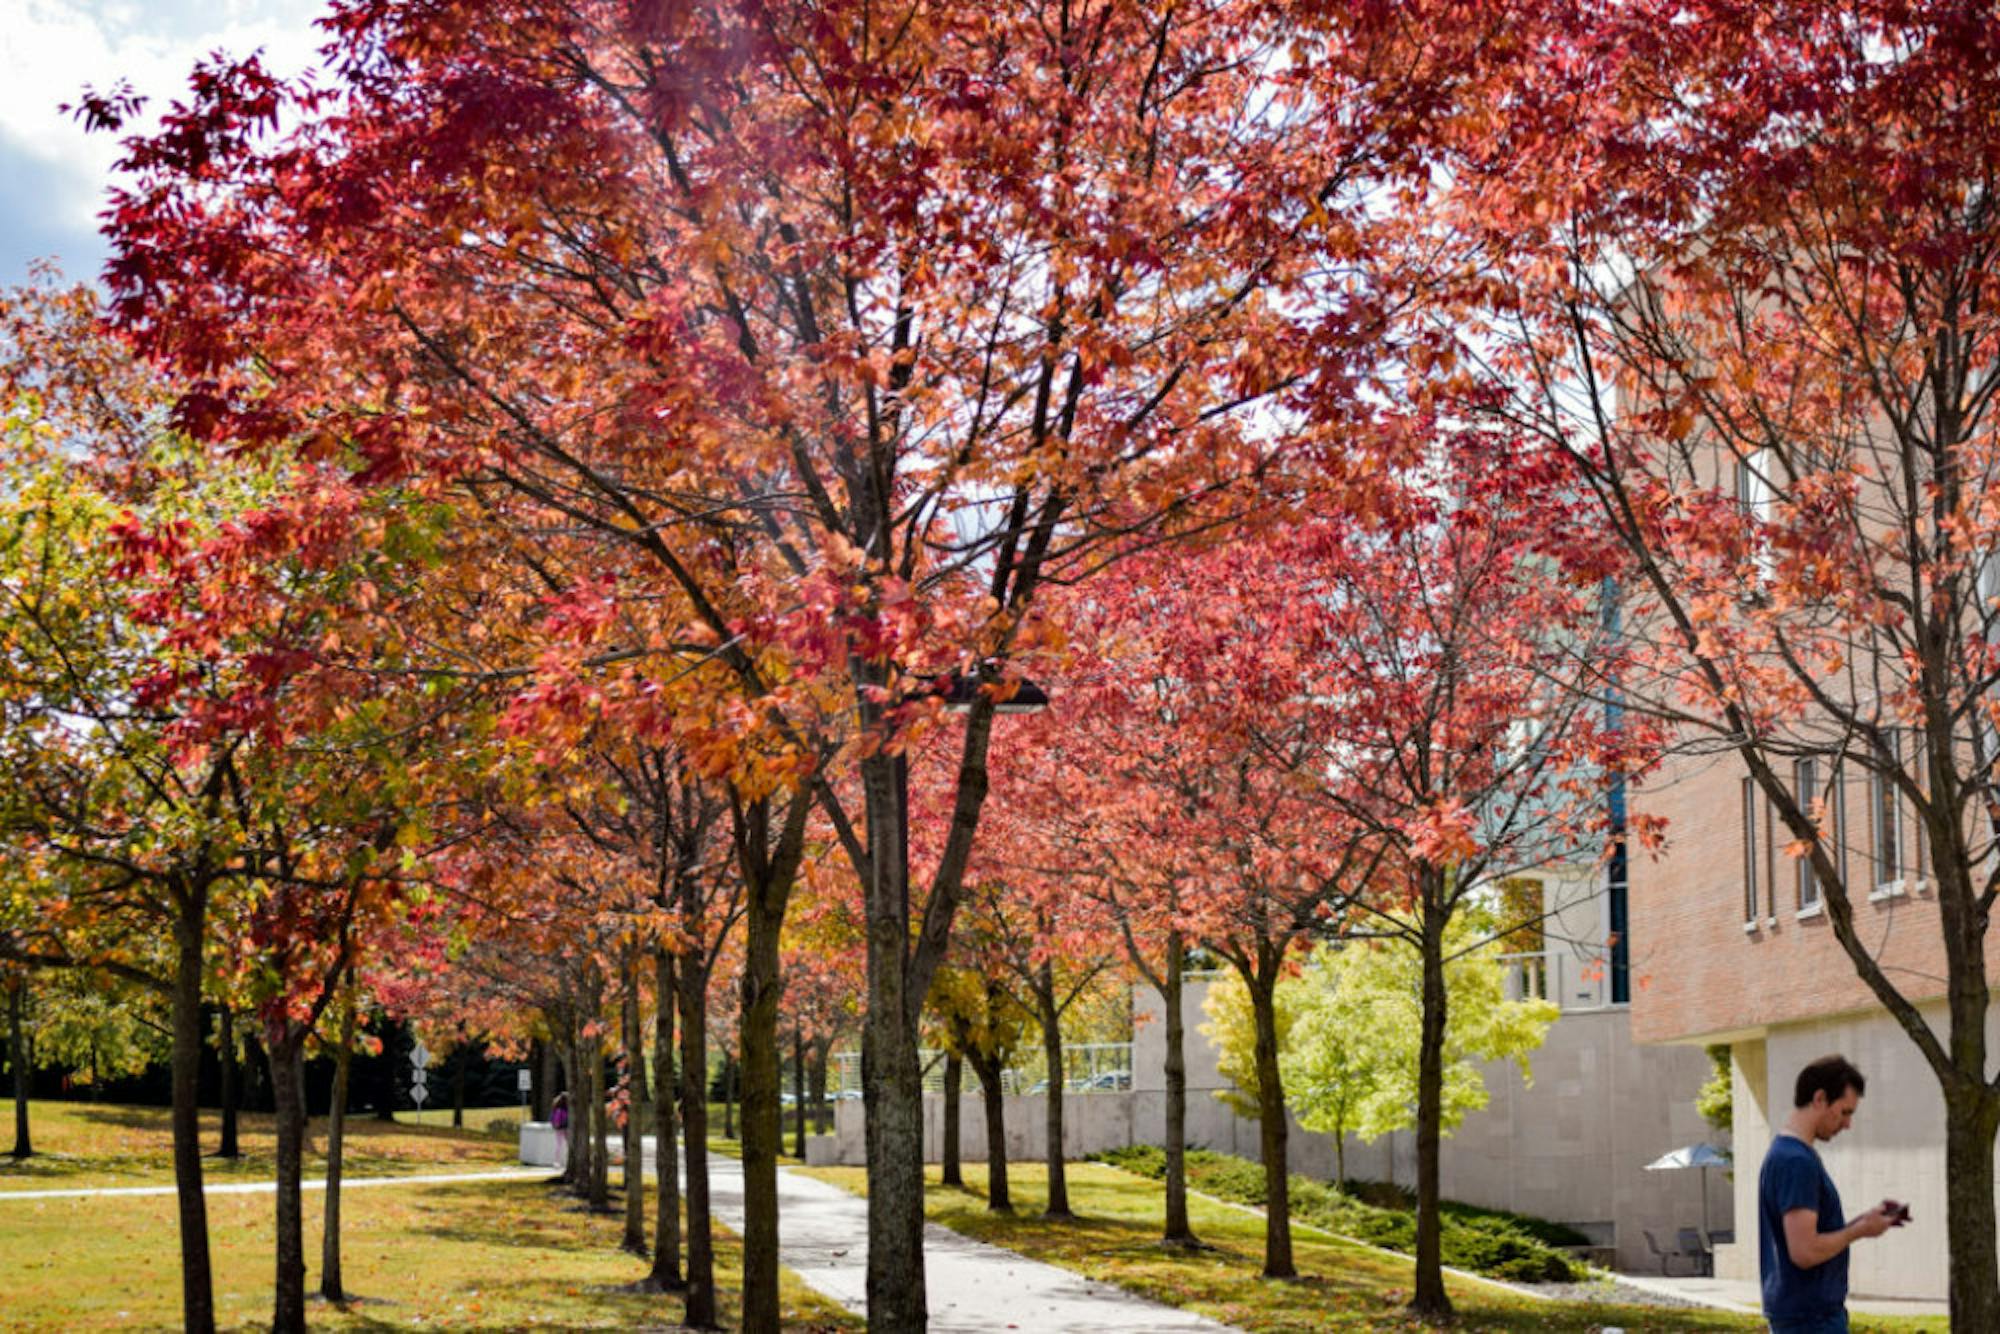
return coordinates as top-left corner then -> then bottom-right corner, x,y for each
1742,776 -> 1760,924
1795,757 -> 1820,910
1831,762 -> 1848,892
1912,730 -> 1930,884
1872,751 -> 1902,890
1766,796 -> 1780,919
1737,449 -> 1777,580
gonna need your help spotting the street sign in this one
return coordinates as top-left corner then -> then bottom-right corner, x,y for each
409,1041 -> 430,1068
517,1069 -> 532,1094
411,1066 -> 429,1109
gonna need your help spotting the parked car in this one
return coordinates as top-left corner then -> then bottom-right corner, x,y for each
1021,1071 -> 1132,1094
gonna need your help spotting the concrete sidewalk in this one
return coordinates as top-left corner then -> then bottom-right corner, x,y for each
1614,1271 -> 1949,1320
701,1153 -> 1238,1333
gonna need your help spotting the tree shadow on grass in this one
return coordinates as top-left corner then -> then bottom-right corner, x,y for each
321,1280 -> 677,1334
0,1151 -> 112,1182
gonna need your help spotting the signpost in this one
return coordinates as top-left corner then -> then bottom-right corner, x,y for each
409,1041 -> 430,1112
517,1068 -> 531,1117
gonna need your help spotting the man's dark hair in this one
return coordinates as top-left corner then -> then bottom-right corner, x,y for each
1794,1054 -> 1865,1108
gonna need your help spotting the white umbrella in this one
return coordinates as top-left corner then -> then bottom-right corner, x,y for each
1645,1142 -> 1730,1240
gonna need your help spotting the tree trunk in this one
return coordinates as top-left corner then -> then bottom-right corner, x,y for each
1943,1085 -> 2000,1326
373,1019 -> 398,1120
1409,898 -> 1452,1318
1038,977 -> 1072,1220
794,1026 -> 809,1162
8,979 -> 30,1159
1161,933 -> 1197,1247
678,951 -> 718,1329
560,1037 -> 586,1189
451,1046 -> 467,1129
1335,1115 -> 1347,1194
861,746 -> 929,1333
650,947 -> 684,1291
242,1032 -> 267,1114
940,1051 -> 963,1187
1250,970 -> 1294,1279
529,1036 -> 548,1122
969,1049 -> 1010,1212
216,1005 -> 239,1158
739,883 -> 785,1334
623,947 -> 647,1254
586,1032 -> 612,1214
321,984 -> 356,1302
862,1010 -> 927,1330
810,1038 -> 831,1135
170,896 -> 217,1333
269,1036 -> 308,1334
296,1042 -> 312,1157
722,1052 -> 737,1140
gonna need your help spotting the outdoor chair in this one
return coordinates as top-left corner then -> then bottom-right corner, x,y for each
1677,1227 -> 1715,1277
1642,1229 -> 1700,1277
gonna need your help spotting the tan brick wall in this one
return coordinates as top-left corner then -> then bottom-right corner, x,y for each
1627,746 -> 1994,1044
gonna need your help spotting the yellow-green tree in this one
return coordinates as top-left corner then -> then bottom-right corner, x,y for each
927,956 -> 1032,1212
1199,967 -> 1307,1123
20,969 -> 170,1095
1205,912 -> 1559,1190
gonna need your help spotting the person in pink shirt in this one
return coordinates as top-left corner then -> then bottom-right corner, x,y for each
550,1091 -> 571,1163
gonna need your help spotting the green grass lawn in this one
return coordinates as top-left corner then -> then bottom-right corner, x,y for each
0,1100 -> 858,1331
797,1160 -> 1943,1334
0,1177 -> 859,1331
390,1105 -> 524,1136
0,1101 -> 518,1192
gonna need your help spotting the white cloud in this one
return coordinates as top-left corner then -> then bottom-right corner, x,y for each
0,0 -> 328,284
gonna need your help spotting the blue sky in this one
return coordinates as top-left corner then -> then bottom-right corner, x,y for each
0,0 -> 327,289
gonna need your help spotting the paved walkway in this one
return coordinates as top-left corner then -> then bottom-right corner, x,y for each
700,1153 -> 1238,1332
0,1166 -> 546,1201
1614,1271 -> 1950,1319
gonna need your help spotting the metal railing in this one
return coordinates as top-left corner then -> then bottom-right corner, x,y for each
831,1042 -> 1135,1098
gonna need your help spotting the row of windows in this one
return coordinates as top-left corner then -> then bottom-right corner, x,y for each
1739,746 -> 1928,924
1724,454 -> 1984,922
1735,452 -> 2000,614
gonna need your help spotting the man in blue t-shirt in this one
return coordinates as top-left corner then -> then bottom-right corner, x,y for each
1758,1054 -> 1907,1333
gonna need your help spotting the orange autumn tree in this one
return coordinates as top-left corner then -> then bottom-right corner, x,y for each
1227,443 -> 1618,1318
90,5 -> 1485,1326
0,289 -> 252,1334
978,627 -> 1226,1250
779,889 -> 862,1158
992,534 -> 1388,1280
1424,2 -> 2000,1321
992,426 -> 1618,1303
0,278 -> 492,1334
954,869 -> 1117,1222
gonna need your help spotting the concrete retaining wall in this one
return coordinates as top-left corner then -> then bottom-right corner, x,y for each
823,981 -> 1727,1274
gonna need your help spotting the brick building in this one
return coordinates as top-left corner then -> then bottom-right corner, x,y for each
1630,745 -> 2000,1300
